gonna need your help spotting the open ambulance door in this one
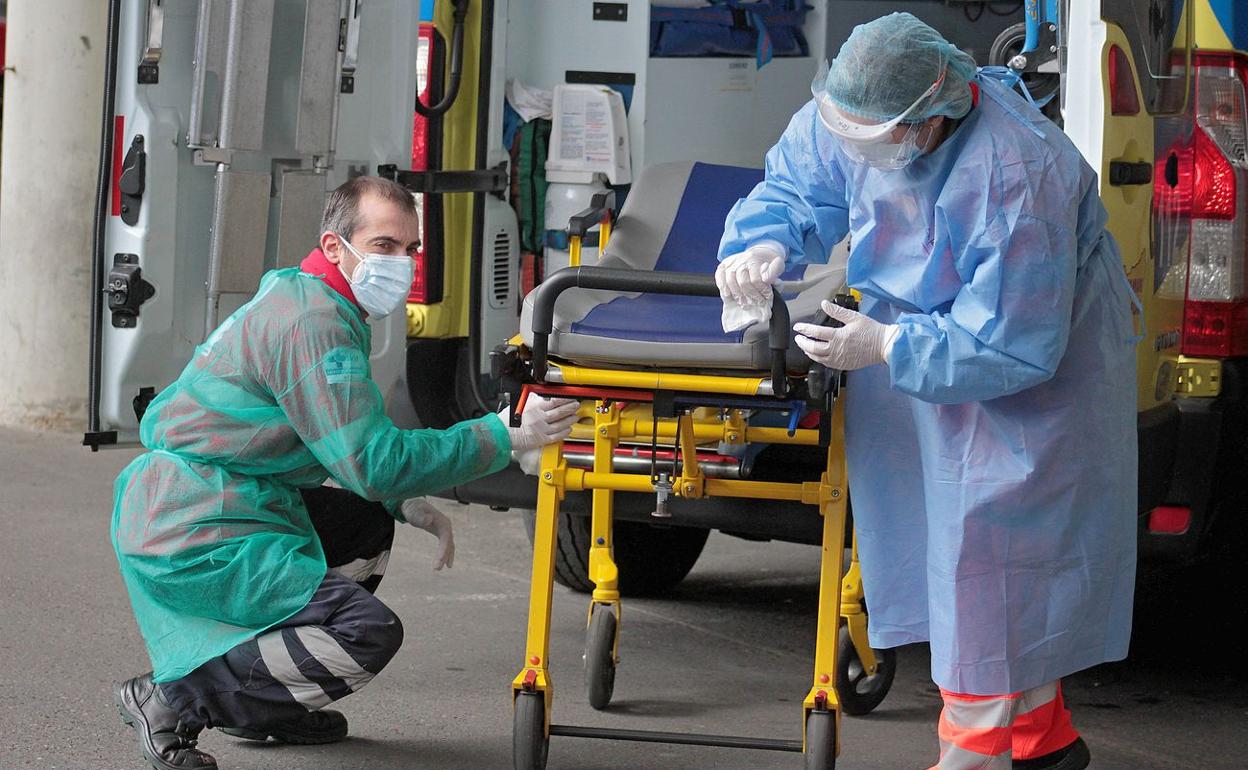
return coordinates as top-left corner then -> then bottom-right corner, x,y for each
398,0 -> 520,430
85,0 -> 422,449
1064,0 -> 1193,515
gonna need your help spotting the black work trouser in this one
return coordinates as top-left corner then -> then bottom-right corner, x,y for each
160,488 -> 398,731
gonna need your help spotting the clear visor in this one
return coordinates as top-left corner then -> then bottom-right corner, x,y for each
838,123 -> 924,169
810,60 -> 946,144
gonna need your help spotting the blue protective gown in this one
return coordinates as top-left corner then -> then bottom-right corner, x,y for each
720,73 -> 1138,695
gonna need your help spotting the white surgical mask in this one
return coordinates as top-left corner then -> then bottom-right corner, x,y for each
335,233 -> 414,317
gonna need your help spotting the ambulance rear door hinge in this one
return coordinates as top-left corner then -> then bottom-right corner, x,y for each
106,254 -> 156,329
379,163 -> 510,200
138,0 -> 165,84
133,386 -> 157,422
119,135 -> 147,225
82,430 -> 118,451
340,0 -> 362,93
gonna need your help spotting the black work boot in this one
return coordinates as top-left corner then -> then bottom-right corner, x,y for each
1014,737 -> 1091,770
220,709 -> 348,745
114,674 -> 217,770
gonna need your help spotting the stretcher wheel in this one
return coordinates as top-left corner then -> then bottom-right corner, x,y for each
512,691 -> 549,770
583,604 -> 617,710
803,709 -> 837,770
835,623 -> 897,716
988,22 -> 1061,112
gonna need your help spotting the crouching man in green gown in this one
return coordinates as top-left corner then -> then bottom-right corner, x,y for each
111,176 -> 578,770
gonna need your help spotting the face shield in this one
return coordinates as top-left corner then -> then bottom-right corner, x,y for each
811,61 -> 946,170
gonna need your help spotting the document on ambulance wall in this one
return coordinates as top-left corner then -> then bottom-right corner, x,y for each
558,90 -> 614,166
583,98 -> 613,165
722,60 -> 756,92
559,91 -> 586,161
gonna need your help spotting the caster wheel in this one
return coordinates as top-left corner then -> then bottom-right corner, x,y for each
584,604 -> 617,710
513,690 -> 549,770
835,623 -> 897,716
804,709 -> 837,769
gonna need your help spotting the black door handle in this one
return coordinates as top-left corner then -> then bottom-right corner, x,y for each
1109,160 -> 1152,186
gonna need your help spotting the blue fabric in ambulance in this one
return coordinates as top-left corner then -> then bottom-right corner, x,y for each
719,72 -> 1138,694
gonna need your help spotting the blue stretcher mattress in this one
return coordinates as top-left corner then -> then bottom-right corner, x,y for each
520,161 -> 845,370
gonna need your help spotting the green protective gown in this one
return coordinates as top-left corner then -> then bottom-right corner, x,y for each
112,267 -> 511,682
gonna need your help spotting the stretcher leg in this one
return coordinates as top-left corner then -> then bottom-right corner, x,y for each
585,401 -> 621,709
804,399 -> 848,769
513,442 -> 568,770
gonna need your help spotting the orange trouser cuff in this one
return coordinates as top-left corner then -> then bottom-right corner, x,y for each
934,682 -> 1080,768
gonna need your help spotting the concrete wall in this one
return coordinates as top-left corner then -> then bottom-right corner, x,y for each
0,1 -> 107,429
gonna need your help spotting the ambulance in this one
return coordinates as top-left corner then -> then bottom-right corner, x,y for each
85,1 -> 1248,596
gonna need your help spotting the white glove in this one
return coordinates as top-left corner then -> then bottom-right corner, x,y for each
399,497 -> 455,570
793,300 -> 901,371
715,242 -> 787,306
515,447 -> 544,476
502,395 -> 580,451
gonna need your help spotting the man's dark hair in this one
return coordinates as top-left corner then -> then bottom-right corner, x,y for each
321,176 -> 418,240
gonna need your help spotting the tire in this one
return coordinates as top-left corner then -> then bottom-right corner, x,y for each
835,623 -> 897,716
524,512 -> 710,596
584,604 -> 617,710
987,22 -> 1060,113
804,709 -> 837,770
512,691 -> 549,770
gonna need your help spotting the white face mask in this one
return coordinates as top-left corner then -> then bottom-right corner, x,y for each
335,233 -> 414,317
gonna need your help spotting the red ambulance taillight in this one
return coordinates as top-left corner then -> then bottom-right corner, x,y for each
1181,301 -> 1248,357
409,23 -> 445,305
1108,44 -> 1141,115
1147,506 -> 1192,535
1179,53 -> 1248,357
1191,126 -> 1237,219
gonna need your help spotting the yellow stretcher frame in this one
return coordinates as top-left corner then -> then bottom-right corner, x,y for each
510,373 -> 870,767
509,220 -> 885,769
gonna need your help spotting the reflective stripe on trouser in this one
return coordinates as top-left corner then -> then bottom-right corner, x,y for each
160,570 -> 404,730
930,682 -> 1080,769
335,549 -> 392,584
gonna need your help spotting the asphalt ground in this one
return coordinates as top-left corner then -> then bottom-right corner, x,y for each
1,425 -> 1245,770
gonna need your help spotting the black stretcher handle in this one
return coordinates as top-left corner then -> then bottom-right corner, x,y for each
529,266 -> 790,396
567,190 -> 617,239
